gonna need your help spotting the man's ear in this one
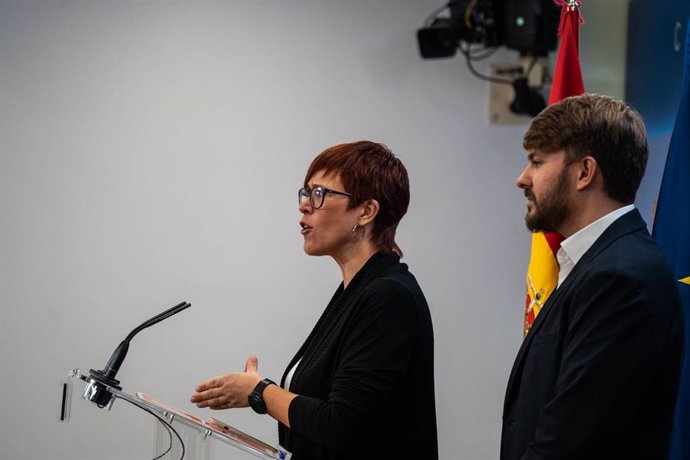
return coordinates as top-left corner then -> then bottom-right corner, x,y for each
358,199 -> 380,227
575,156 -> 598,191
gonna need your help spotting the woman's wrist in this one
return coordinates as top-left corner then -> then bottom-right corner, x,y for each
263,384 -> 298,428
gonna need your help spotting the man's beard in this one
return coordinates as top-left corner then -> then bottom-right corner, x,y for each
524,169 -> 572,233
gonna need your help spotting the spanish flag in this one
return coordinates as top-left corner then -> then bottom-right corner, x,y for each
523,0 -> 584,337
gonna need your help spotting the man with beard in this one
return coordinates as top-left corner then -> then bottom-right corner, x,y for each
501,94 -> 684,460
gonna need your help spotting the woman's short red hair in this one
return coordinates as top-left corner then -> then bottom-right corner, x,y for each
305,141 -> 410,256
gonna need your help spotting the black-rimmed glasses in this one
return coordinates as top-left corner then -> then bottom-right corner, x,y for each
298,186 -> 351,209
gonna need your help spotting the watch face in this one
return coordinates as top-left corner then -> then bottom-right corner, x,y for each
249,391 -> 267,414
248,378 -> 275,415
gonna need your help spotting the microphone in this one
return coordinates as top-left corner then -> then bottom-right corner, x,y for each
84,301 -> 191,408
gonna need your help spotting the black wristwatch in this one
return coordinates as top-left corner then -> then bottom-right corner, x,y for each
248,378 -> 276,414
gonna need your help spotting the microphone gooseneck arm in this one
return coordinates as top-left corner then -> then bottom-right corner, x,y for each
100,301 -> 192,381
86,301 -> 191,407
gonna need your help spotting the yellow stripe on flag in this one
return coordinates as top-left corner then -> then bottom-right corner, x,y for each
524,232 -> 561,336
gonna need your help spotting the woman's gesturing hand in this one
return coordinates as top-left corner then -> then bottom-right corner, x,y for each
190,355 -> 263,410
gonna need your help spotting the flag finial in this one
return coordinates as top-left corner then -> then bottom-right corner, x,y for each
553,0 -> 585,36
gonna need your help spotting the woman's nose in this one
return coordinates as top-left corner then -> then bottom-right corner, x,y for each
298,199 -> 312,214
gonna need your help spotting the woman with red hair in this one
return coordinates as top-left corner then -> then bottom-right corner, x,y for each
191,141 -> 438,460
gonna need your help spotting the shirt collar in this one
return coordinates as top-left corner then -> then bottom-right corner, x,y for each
559,204 -> 635,270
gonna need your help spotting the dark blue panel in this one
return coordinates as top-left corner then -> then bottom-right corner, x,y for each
626,0 -> 690,136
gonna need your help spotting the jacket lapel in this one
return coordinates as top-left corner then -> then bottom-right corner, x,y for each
281,252 -> 400,385
572,208 -> 647,269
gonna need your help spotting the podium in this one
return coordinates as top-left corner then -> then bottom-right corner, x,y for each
64,368 -> 289,460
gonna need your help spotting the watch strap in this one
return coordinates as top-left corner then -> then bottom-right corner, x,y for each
248,378 -> 276,414
254,378 -> 276,395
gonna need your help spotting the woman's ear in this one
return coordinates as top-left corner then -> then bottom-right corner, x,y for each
358,199 -> 380,226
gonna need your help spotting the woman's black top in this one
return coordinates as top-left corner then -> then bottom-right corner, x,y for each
279,252 -> 438,460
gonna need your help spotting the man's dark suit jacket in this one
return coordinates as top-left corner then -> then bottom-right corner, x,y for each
501,209 -> 684,460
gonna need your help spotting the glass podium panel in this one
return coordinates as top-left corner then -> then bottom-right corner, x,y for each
153,418 -> 215,460
64,369 -> 289,460
138,392 -> 288,460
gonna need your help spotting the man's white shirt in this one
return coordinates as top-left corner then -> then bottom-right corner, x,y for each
556,204 -> 636,287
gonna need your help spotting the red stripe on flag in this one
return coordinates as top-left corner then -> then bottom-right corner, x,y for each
544,232 -> 565,257
548,5 -> 585,106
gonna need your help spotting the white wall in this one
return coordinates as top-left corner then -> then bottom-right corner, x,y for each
0,1 -> 631,460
